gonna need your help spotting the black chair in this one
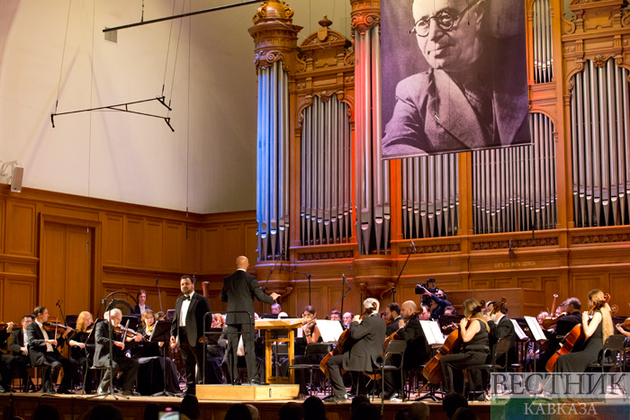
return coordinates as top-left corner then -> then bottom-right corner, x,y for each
587,334 -> 626,373
371,340 -> 407,413
466,336 -> 513,400
288,342 -> 332,395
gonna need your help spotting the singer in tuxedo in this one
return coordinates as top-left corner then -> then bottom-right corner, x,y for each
221,256 -> 280,385
170,275 -> 211,395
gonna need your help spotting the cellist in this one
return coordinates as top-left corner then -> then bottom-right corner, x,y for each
439,299 -> 489,396
554,289 -> 614,373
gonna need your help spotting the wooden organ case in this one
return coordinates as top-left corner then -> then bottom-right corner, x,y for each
248,0 -> 630,319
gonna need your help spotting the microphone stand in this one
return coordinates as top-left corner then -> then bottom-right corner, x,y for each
280,266 -> 314,306
329,273 -> 351,320
392,242 -> 417,303
262,254 -> 282,316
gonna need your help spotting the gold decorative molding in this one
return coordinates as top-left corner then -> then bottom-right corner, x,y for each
471,237 -> 558,251
349,0 -> 380,34
571,233 -> 630,245
249,1 -> 302,72
296,250 -> 354,261
401,243 -> 461,255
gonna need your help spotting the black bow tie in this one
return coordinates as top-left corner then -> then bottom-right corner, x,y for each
183,295 -> 191,301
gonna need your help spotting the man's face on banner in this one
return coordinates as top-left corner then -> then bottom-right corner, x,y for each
412,0 -> 484,72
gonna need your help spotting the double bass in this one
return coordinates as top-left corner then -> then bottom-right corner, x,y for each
545,293 -> 609,372
422,301 -> 484,384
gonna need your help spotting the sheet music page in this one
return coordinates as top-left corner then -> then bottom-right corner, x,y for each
511,319 -> 528,340
524,316 -> 547,341
316,320 -> 344,342
420,320 -> 445,345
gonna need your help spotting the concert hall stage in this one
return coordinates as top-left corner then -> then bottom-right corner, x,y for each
0,391 -> 492,420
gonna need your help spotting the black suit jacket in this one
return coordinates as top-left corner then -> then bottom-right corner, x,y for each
342,314 -> 386,372
220,270 -> 274,325
402,316 -> 429,369
130,304 -> 152,315
27,322 -> 63,366
93,320 -> 126,367
386,316 -> 403,336
10,329 -> 27,355
488,315 -> 517,363
170,292 -> 211,347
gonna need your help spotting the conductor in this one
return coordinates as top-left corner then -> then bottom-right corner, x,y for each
221,256 -> 280,385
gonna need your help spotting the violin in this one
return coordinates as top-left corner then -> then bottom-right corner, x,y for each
113,325 -> 140,342
0,322 -> 14,332
43,322 -> 74,334
302,319 -> 317,337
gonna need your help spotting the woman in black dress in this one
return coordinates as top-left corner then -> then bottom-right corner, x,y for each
68,311 -> 95,392
554,289 -> 614,373
135,309 -> 180,395
439,298 -> 490,396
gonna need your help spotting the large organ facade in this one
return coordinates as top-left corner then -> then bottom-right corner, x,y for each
252,0 -> 630,317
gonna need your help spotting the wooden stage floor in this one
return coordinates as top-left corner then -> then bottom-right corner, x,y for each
0,390 -> 492,420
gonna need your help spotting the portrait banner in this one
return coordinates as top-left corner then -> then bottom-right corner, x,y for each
381,0 -> 532,158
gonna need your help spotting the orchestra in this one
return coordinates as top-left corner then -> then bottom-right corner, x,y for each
0,287 -> 628,402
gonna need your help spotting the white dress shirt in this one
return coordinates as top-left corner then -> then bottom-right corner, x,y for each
35,320 -> 53,352
179,291 -> 195,327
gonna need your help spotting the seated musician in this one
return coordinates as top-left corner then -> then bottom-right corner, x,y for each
206,313 -> 228,384
384,300 -> 431,401
8,315 -> 35,392
536,298 -> 582,371
0,321 -> 30,393
554,289 -> 614,373
135,309 -> 179,395
271,303 -> 289,318
342,312 -> 353,330
385,303 -> 403,336
324,298 -> 386,403
27,306 -> 77,394
94,308 -> 142,396
444,306 -> 457,315
67,311 -> 96,393
329,310 -> 341,322
439,299 -> 489,397
486,300 -> 516,365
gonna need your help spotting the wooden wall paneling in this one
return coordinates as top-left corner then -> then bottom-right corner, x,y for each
4,277 -> 35,323
144,219 -> 163,270
5,200 -> 36,257
64,225 -> 93,317
571,274 -> 607,303
163,222 -> 182,272
123,216 -> 143,267
201,227 -> 221,273
295,283 -> 323,314
0,197 -> 4,254
470,278 -> 492,290
224,225 -> 244,273
103,214 -> 123,266
609,274 -> 630,315
517,276 -> 539,289
40,222 -> 66,312
495,278 -> 516,289
183,225 -> 200,274
541,276 -> 560,314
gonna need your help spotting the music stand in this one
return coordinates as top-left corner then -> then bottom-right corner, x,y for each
149,320 -> 180,397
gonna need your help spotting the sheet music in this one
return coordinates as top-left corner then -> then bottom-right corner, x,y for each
420,320 -> 446,345
316,320 -> 344,342
511,319 -> 528,340
524,316 -> 547,341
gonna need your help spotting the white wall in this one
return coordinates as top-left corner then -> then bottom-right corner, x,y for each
0,0 -> 350,213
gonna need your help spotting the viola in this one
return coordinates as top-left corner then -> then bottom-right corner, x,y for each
545,293 -> 610,373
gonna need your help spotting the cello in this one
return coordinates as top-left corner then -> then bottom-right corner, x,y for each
545,293 -> 610,373
422,301 -> 485,384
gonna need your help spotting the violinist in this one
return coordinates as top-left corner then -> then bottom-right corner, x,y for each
135,309 -> 179,395
284,306 -> 323,396
206,313 -> 228,384
438,299 -> 489,396
27,306 -> 77,394
301,306 -> 322,345
8,315 -> 35,392
536,298 -> 582,371
67,311 -> 95,393
385,303 -> 403,336
94,308 -> 142,396
0,320 -> 29,393
615,321 -> 630,338
554,289 -> 614,373
323,298 -> 386,403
